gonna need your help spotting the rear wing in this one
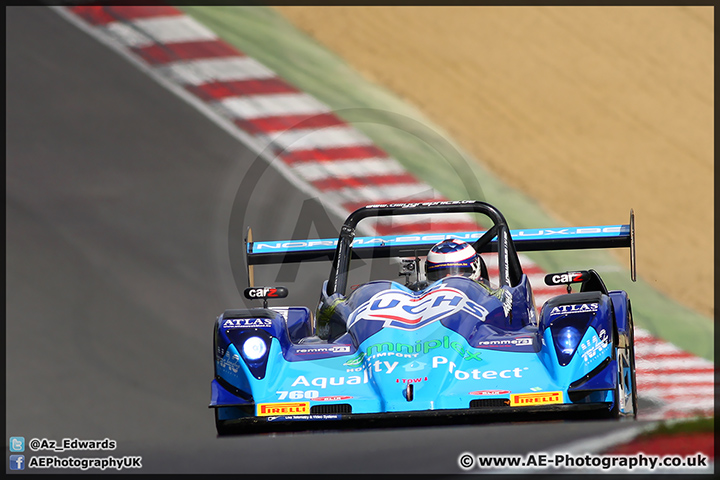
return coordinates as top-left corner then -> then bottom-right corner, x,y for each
245,209 -> 636,283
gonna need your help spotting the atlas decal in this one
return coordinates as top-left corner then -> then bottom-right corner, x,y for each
549,303 -> 599,316
223,318 -> 273,329
347,287 -> 489,331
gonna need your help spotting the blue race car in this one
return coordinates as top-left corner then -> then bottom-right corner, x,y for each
210,200 -> 638,434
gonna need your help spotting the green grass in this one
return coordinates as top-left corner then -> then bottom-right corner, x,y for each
178,6 -> 713,360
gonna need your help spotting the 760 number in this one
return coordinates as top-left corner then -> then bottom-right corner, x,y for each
276,390 -> 319,400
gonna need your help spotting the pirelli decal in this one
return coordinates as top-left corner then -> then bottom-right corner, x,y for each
510,391 -> 564,407
257,402 -> 310,416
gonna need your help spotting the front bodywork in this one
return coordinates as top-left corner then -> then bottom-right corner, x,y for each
211,279 -> 629,429
210,201 -> 636,431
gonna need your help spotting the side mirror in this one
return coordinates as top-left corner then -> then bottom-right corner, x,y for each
244,286 -> 288,308
544,271 -> 590,293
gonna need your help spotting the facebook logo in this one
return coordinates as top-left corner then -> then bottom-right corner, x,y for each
9,437 -> 25,452
9,455 -> 25,470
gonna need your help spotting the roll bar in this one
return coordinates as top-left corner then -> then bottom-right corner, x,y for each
325,201 -> 524,296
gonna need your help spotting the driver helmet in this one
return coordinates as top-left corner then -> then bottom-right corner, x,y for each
425,239 -> 482,282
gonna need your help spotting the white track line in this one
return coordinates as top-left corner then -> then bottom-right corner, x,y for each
260,125 -> 375,151
131,15 -> 218,44
218,93 -> 331,119
290,157 -> 407,181
159,57 -> 277,85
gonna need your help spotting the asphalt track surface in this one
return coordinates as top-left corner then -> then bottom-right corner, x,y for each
6,7 -> 649,474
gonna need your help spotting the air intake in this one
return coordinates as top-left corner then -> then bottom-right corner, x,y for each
470,399 -> 510,408
310,404 -> 352,414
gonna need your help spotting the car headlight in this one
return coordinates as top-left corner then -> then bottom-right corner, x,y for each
557,326 -> 581,356
551,325 -> 584,366
242,336 -> 267,361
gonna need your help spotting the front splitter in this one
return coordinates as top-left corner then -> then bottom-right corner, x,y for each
215,403 -> 614,435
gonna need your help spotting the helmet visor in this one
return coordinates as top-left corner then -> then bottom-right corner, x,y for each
426,263 -> 475,282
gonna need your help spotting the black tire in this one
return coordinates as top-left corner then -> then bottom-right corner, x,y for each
214,409 -> 232,436
608,303 -> 638,419
593,301 -> 636,420
626,305 -> 639,418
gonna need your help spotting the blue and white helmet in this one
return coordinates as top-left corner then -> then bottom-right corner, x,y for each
425,239 -> 481,282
